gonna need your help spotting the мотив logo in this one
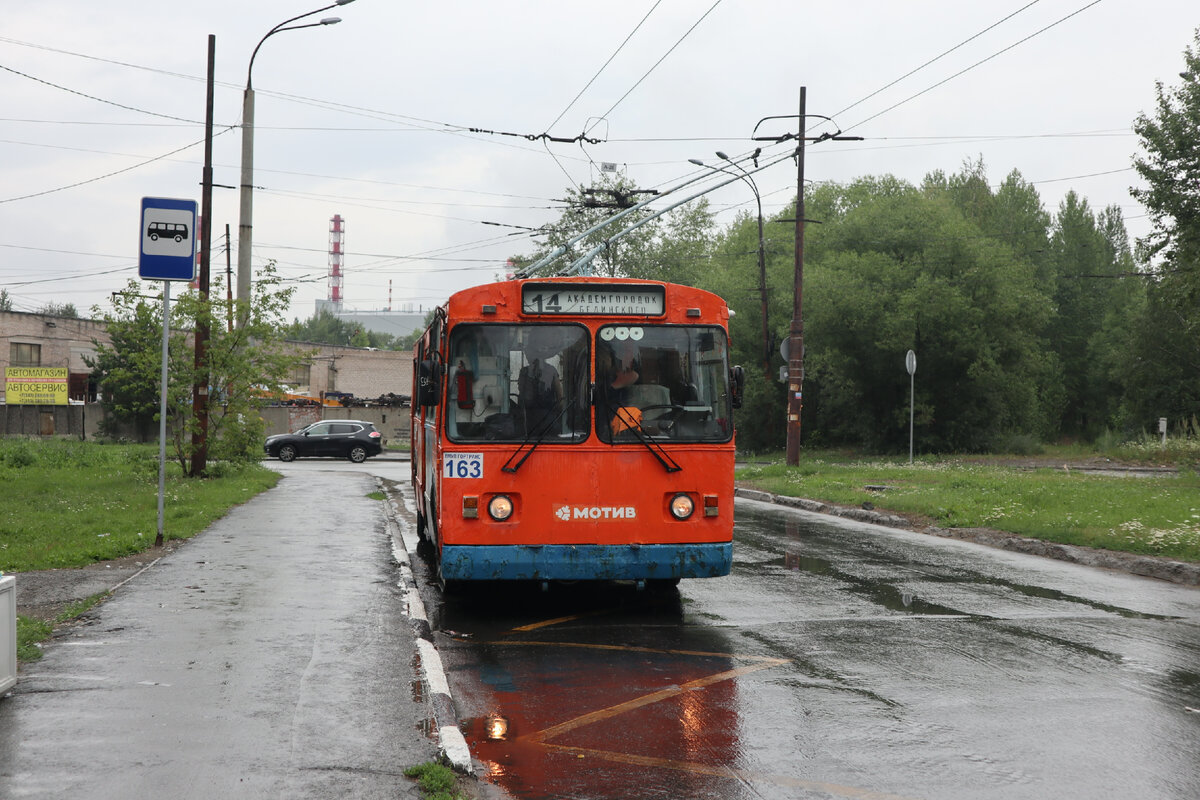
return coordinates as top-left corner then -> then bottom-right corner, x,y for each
554,505 -> 636,521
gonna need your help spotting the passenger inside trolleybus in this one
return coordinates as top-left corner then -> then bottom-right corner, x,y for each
595,325 -> 733,443
446,324 -> 589,443
517,327 -> 565,432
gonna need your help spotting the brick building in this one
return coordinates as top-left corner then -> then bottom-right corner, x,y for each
0,310 -> 108,402
0,309 -> 412,406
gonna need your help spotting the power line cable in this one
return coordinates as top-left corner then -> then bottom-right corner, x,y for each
546,0 -> 663,132
831,1 -> 1044,120
0,131 -> 231,203
843,0 -> 1106,134
585,0 -> 723,136
0,62 -> 203,124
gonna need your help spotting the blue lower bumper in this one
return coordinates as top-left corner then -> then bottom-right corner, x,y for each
440,543 -> 732,581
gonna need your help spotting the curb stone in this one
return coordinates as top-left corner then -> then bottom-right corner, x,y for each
735,486 -> 1200,587
379,478 -> 474,775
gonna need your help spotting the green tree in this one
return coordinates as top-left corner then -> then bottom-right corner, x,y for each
1091,207 -> 1148,435
40,302 -> 79,318
0,289 -> 11,311
1046,193 -> 1135,438
522,173 -> 669,277
803,175 -> 1057,452
1127,29 -> 1200,430
636,197 -> 715,286
86,289 -> 168,441
88,263 -> 309,474
695,204 -> 792,452
284,309 -> 398,349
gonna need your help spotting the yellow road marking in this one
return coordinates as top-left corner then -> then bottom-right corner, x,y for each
507,611 -> 608,632
518,658 -> 786,744
539,744 -> 919,800
483,625 -> 909,798
496,638 -> 787,663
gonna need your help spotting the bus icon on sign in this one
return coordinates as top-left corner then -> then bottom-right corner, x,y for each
146,221 -> 189,243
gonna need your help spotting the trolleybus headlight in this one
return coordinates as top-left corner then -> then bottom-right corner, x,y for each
488,494 -> 514,521
669,493 -> 695,520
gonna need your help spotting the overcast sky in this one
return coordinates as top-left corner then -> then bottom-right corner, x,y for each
2,1 -> 1196,324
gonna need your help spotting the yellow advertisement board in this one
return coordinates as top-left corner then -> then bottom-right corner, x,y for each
5,367 -> 69,406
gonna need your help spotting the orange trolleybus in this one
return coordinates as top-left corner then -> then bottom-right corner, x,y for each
411,276 -> 744,588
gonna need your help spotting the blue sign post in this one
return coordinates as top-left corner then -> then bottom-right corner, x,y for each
138,196 -> 197,545
139,197 -> 197,281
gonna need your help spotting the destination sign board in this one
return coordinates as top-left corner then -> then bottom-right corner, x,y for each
521,284 -> 665,316
5,366 -> 68,405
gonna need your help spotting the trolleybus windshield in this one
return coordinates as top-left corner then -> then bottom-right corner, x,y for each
596,324 -> 733,444
446,324 -> 590,443
444,321 -> 733,445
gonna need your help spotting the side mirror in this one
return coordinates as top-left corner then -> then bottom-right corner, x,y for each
417,359 -> 442,407
730,365 -> 745,409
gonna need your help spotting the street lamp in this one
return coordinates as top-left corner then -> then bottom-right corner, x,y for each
689,153 -> 771,377
237,1 -> 354,325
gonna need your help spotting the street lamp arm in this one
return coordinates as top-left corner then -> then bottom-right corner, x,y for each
247,1 -> 352,88
690,156 -> 761,217
694,153 -> 771,376
236,0 -> 353,326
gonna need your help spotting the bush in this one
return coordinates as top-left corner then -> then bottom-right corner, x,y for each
0,440 -> 36,468
999,433 -> 1044,456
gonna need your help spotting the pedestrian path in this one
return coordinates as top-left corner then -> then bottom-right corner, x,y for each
0,469 -> 439,799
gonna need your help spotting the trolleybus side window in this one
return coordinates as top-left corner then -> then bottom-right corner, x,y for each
596,325 -> 733,443
446,324 -> 589,443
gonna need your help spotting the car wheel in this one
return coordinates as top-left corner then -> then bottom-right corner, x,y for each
278,445 -> 297,462
348,445 -> 368,463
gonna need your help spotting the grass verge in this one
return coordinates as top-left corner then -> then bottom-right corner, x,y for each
737,456 -> 1200,562
16,593 -> 110,663
0,439 -> 280,572
404,762 -> 472,800
2,439 -> 281,661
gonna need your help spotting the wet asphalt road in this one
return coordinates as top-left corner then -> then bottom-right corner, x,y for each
422,497 -> 1200,800
4,457 -> 1199,799
0,458 -> 438,799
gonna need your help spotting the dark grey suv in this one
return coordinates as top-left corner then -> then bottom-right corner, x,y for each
264,420 -> 383,463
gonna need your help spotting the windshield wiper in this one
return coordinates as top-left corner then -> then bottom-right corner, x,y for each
608,407 -> 682,473
502,400 -> 571,473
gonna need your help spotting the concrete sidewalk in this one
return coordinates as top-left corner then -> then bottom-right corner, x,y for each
0,468 -> 445,799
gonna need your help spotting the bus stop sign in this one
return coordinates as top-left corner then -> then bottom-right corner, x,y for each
139,197 -> 197,281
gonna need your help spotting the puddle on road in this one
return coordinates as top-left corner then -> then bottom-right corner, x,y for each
782,550 -> 968,617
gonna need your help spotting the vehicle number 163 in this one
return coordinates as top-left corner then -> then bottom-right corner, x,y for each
443,452 -> 483,479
